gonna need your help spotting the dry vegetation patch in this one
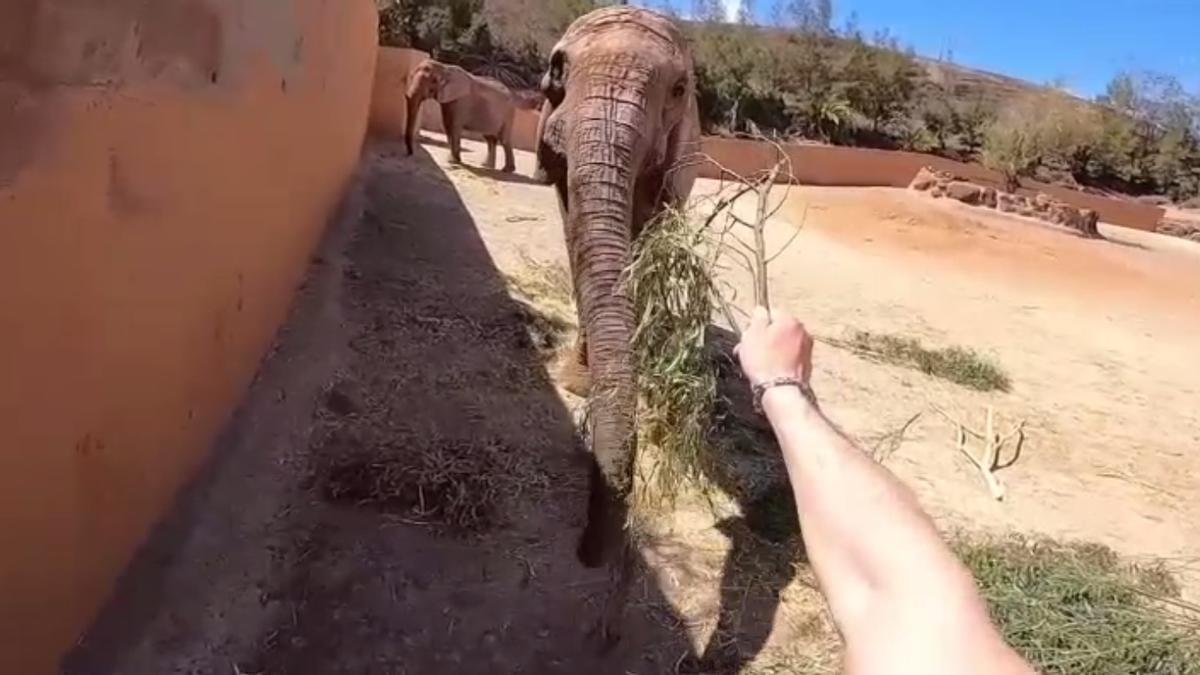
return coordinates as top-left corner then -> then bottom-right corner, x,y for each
959,536 -> 1200,674
503,255 -> 577,357
837,329 -> 1011,392
313,437 -> 550,533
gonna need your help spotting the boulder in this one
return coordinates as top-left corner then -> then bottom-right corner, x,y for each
980,187 -> 998,209
1047,202 -> 1074,225
1033,192 -> 1054,213
945,180 -> 987,205
1076,208 -> 1100,237
908,166 -> 941,191
1157,218 -> 1200,239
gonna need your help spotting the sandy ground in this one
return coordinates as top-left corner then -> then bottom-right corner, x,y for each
66,135 -> 1200,674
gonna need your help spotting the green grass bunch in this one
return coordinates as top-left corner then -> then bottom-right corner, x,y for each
627,206 -> 723,502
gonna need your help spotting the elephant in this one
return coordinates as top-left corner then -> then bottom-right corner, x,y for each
405,59 -> 517,172
536,6 -> 701,641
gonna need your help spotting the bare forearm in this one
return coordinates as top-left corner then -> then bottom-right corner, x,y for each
735,308 -> 1030,674
761,388 -> 1008,661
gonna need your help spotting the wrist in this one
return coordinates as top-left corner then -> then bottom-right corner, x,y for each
760,384 -> 818,419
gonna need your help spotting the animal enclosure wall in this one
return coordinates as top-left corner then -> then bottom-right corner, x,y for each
0,1 -> 378,671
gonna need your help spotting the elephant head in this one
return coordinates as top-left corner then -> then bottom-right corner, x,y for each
536,6 -> 699,599
405,59 -> 471,155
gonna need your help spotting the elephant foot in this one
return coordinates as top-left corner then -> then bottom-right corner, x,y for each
557,357 -> 591,398
501,163 -> 516,174
533,166 -> 549,184
449,155 -> 463,165
586,543 -> 634,652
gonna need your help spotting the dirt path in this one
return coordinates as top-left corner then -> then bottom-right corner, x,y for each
64,144 -> 706,674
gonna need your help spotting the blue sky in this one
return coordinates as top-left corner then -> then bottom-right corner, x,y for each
656,1 -> 1200,99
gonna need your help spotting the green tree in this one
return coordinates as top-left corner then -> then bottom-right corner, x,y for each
771,32 -> 851,141
1094,71 -> 1200,199
842,33 -> 919,136
982,98 -> 1049,192
690,22 -> 788,134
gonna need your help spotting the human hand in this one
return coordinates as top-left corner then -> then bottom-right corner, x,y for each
734,306 -> 813,387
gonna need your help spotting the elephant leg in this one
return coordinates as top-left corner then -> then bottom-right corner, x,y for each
440,102 -> 463,164
501,122 -> 516,173
558,332 -> 591,397
449,129 -> 463,164
484,136 -> 498,170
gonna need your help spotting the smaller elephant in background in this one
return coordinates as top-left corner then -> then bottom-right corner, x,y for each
405,59 -> 517,172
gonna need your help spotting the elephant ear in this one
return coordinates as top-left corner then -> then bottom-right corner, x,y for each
437,67 -> 472,103
662,94 -> 702,204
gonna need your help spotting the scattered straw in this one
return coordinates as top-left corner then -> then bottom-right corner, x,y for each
959,535 -> 1200,674
314,437 -> 549,533
838,330 -> 1011,392
503,254 -> 577,357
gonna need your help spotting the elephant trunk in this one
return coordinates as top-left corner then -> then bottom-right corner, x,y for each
567,83 -> 649,568
404,93 -> 423,155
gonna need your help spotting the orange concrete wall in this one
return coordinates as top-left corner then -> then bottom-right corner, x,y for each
0,1 -> 378,671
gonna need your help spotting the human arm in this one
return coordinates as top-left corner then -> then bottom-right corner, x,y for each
736,307 -> 1034,675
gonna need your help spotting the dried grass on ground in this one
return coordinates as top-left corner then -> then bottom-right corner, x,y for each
838,329 -> 1011,392
503,254 -> 576,356
313,437 -> 550,533
960,535 -> 1200,674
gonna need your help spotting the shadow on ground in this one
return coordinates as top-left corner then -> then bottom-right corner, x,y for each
667,326 -> 809,673
64,143 -> 739,674
460,164 -> 547,187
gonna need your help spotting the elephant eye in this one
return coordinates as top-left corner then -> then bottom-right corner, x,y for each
671,79 -> 686,99
549,50 -> 567,82
543,50 -> 567,106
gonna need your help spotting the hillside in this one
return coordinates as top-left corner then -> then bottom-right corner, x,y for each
917,57 -> 1061,110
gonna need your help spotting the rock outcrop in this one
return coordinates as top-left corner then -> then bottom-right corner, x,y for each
1157,218 -> 1200,242
909,166 -> 1103,238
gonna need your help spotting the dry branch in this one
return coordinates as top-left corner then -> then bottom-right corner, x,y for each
933,404 -> 1026,501
673,134 -> 800,335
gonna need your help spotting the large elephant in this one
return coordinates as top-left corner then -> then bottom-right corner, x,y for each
405,59 -> 517,172
536,6 -> 701,639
